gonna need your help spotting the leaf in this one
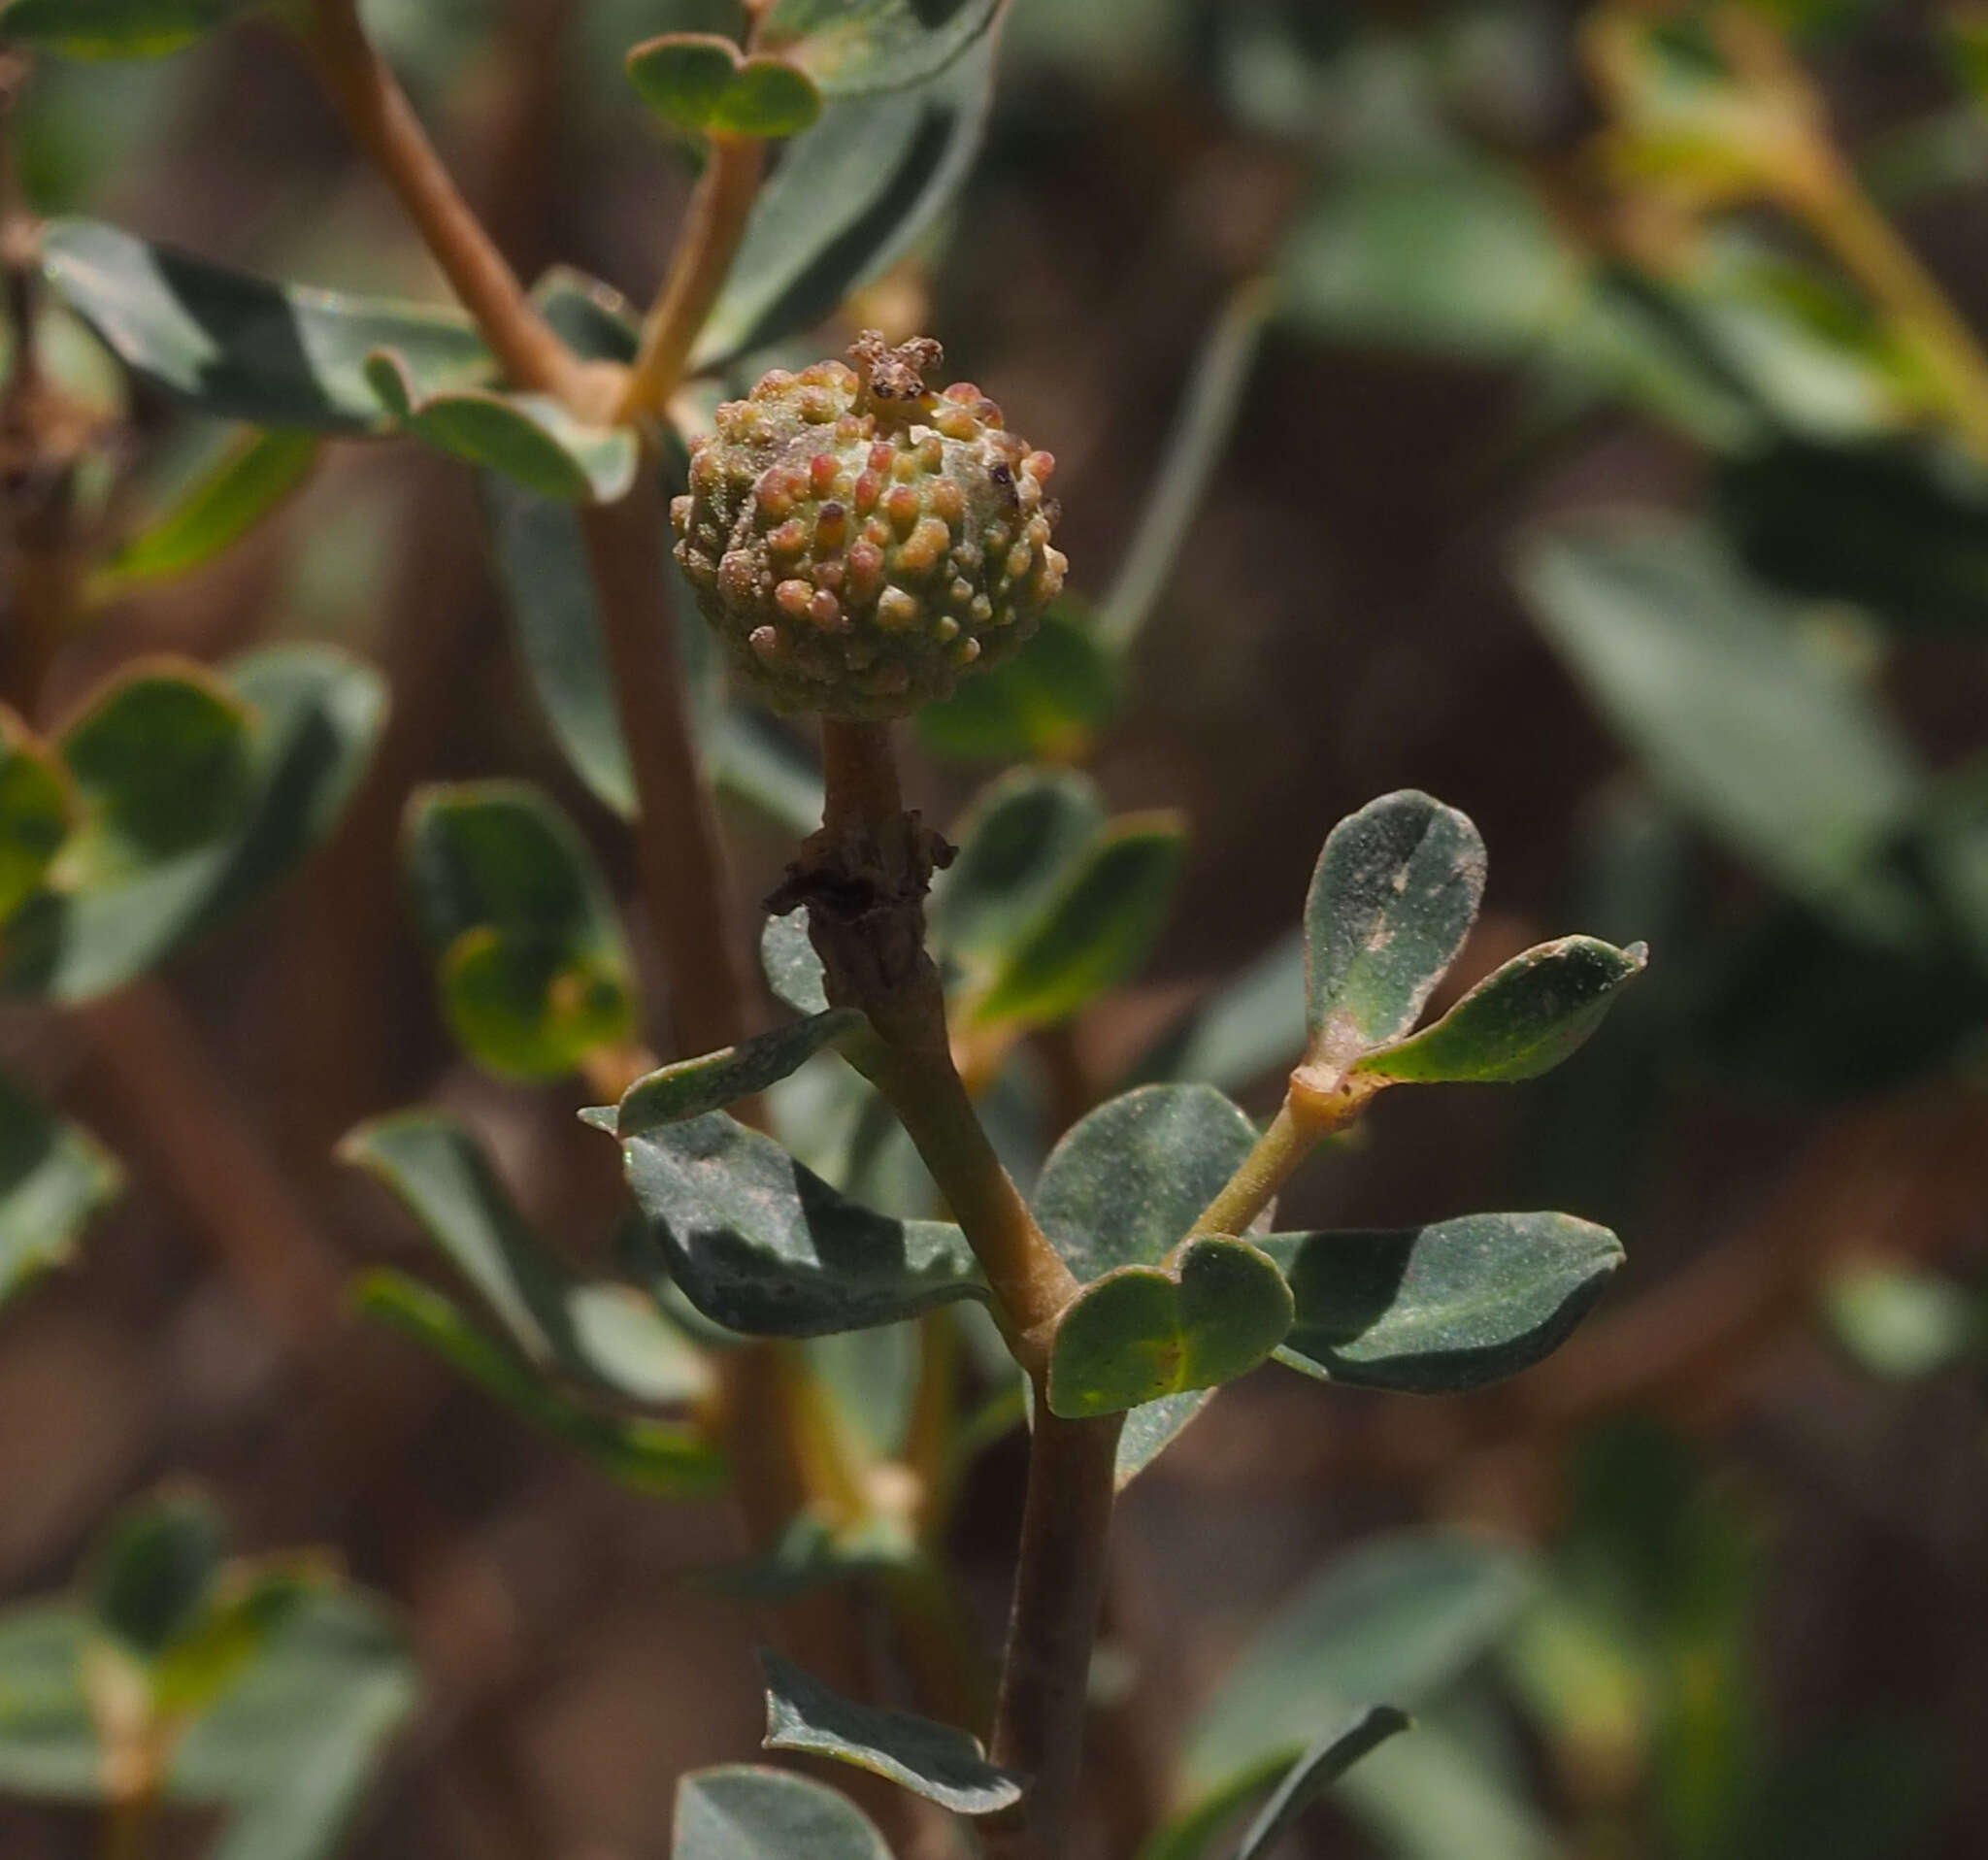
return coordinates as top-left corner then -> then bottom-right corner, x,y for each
692,32 -> 998,368
1229,1708 -> 1414,1860
403,781 -> 636,1081
365,350 -> 636,504
1517,515 -> 1926,939
43,218 -> 492,431
592,1012 -> 864,1139
758,1648 -> 1025,1814
1335,1715 -> 1565,1860
627,34 -> 823,139
1262,1213 -> 1624,1394
0,1072 -> 120,1305
0,1607 -> 98,1798
342,1113 -> 710,1409
354,1272 -> 727,1498
1047,1236 -> 1293,1418
85,1491 -> 223,1661
673,1764 -> 895,1860
970,812 -> 1186,1029
928,766 -> 1105,972
1352,938 -> 1648,1085
619,1113 -> 986,1335
0,714 -> 72,925
762,910 -> 831,1014
1181,1532 -> 1537,1792
2,645 -> 386,1003
2,0 -> 263,58
757,0 -> 1003,98
916,603 -> 1120,763
94,428 -> 319,597
1304,790 -> 1486,1075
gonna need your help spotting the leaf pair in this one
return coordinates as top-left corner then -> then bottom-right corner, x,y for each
1,647 -> 384,1003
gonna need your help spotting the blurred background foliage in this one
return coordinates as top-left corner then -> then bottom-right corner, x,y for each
3,0 -> 1988,1856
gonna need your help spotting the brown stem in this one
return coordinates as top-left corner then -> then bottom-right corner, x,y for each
618,134 -> 767,424
578,475 -> 756,1062
300,0 -> 582,403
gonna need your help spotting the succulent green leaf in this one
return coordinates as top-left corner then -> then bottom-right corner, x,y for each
2,0 -> 262,57
1228,1708 -> 1415,1860
693,32 -> 997,368
1352,938 -> 1648,1085
0,1072 -> 120,1305
354,1271 -> 726,1497
620,1113 -> 986,1335
971,812 -> 1186,1029
85,1492 -> 224,1661
365,350 -> 636,503
627,34 -> 824,139
1047,1236 -> 1293,1418
1262,1213 -> 1624,1394
929,766 -> 1105,972
593,1012 -> 864,1140
1181,1532 -> 1537,1793
1518,515 -> 1926,940
916,603 -> 1119,764
759,1648 -> 1026,1814
343,1112 -> 709,1409
673,1764 -> 894,1860
762,911 -> 830,1014
1304,791 -> 1486,1074
403,781 -> 636,1081
94,428 -> 319,597
1335,1715 -> 1565,1860
43,219 -> 491,431
1,647 -> 384,1002
0,715 -> 72,925
757,0 -> 1002,97
1114,1392 -> 1213,1486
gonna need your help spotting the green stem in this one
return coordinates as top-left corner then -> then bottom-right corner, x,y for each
1194,1100 -> 1315,1239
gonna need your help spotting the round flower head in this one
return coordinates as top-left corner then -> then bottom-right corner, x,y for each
671,333 -> 1067,719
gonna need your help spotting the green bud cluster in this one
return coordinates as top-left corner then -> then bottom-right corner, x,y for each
671,334 -> 1067,718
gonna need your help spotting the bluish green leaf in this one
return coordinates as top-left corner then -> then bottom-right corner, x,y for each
43,218 -> 491,431
1047,1236 -> 1293,1418
1304,791 -> 1486,1075
593,1012 -> 864,1139
528,265 -> 641,366
757,0 -> 1003,98
3,0 -> 262,58
970,813 -> 1186,1029
673,1764 -> 894,1860
1352,938 -> 1648,1085
1229,1708 -> 1414,1860
366,350 -> 636,503
0,1072 -> 120,1305
759,1648 -> 1025,1814
620,1113 -> 986,1335
343,1112 -> 709,1409
1182,1532 -> 1537,1792
692,32 -> 998,368
1518,515 -> 1926,940
85,1491 -> 223,1661
928,766 -> 1105,972
94,428 -> 319,597
2,646 -> 385,1002
916,603 -> 1119,764
354,1271 -> 726,1497
1336,1715 -> 1565,1860
0,714 -> 73,926
627,34 -> 823,139
403,781 -> 635,1082
1262,1213 -> 1624,1394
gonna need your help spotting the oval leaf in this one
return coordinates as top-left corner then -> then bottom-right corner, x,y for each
758,0 -> 1003,97
593,1011 -> 864,1139
0,1072 -> 120,1307
620,1113 -> 985,1335
1352,937 -> 1648,1085
917,602 -> 1120,764
1305,790 -> 1486,1075
762,911 -> 830,1015
85,1492 -> 223,1661
674,1765 -> 894,1860
970,812 -> 1187,1030
627,34 -> 824,139
1047,1236 -> 1293,1418
759,1648 -> 1025,1815
1261,1212 -> 1624,1394
3,0 -> 262,57
0,715 -> 72,925
1230,1708 -> 1415,1860
44,219 -> 491,432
